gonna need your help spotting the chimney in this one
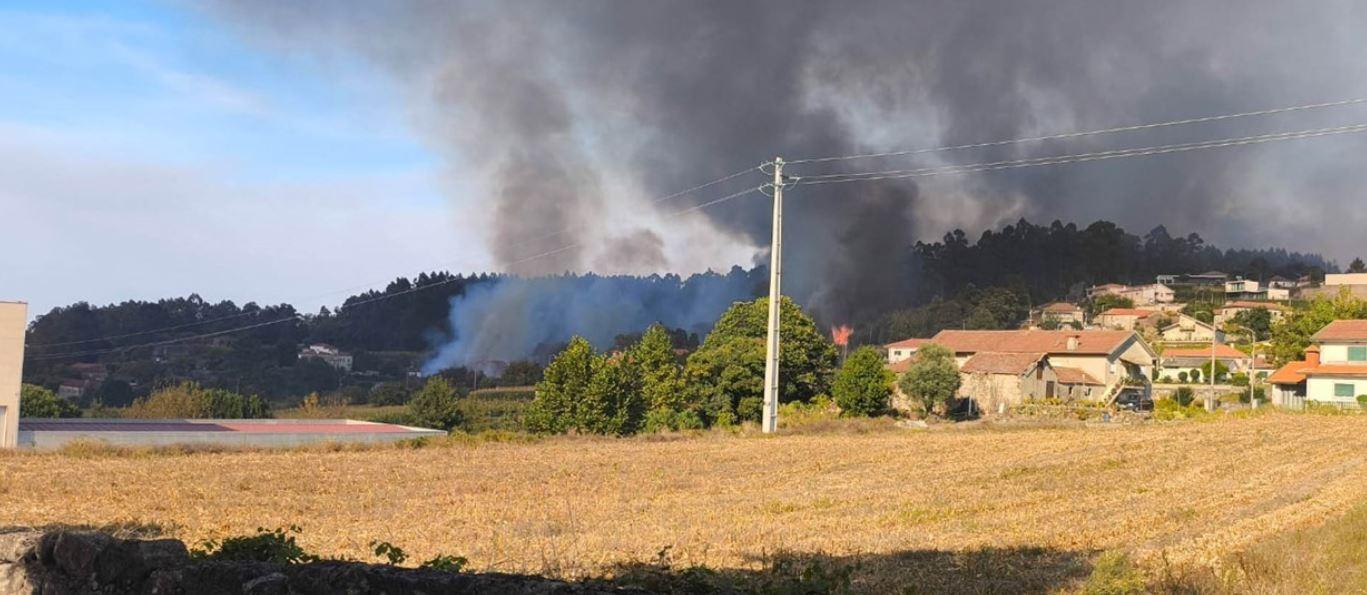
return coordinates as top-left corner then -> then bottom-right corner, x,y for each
1066,335 -> 1080,351
1305,344 -> 1321,366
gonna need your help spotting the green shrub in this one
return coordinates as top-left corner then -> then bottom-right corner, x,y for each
369,382 -> 411,406
1359,395 -> 1367,410
408,377 -> 463,431
831,346 -> 894,417
643,408 -> 704,433
370,540 -> 408,565
1081,551 -> 1147,595
1177,371 -> 1189,383
1173,387 -> 1195,407
191,526 -> 317,564
897,343 -> 960,416
420,554 -> 468,573
19,384 -> 80,418
1154,398 -> 1208,421
125,382 -> 270,419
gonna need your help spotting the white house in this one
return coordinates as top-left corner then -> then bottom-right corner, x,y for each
884,337 -> 930,364
1158,314 -> 1225,343
1121,283 -> 1175,305
1095,308 -> 1156,330
298,343 -> 354,372
1037,302 -> 1086,327
1158,343 -> 1251,380
1214,301 -> 1290,327
1304,320 -> 1367,404
1269,320 -> 1367,407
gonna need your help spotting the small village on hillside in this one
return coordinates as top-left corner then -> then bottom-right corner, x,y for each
884,271 -> 1367,414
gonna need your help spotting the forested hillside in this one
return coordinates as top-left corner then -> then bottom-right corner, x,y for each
21,220 -> 1334,404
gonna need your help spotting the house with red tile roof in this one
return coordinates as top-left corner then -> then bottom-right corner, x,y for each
926,329 -> 1155,406
1157,343 -> 1250,381
1035,302 -> 1086,327
1269,320 -> 1367,407
884,337 -> 931,364
1095,308 -> 1156,330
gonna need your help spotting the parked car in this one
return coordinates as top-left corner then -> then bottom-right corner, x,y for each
1114,389 -> 1154,412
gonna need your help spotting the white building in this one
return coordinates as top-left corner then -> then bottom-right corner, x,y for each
0,302 -> 26,449
1214,301 -> 1290,327
298,343 -> 354,372
884,337 -> 930,364
1158,314 -> 1225,343
1121,283 -> 1175,305
1269,320 -> 1367,407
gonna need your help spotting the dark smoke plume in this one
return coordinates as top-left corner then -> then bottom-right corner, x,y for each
207,0 -> 1367,364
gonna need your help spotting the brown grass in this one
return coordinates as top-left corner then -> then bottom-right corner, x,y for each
2,413 -> 1364,592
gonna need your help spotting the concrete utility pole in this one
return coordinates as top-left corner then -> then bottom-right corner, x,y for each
1249,330 -> 1259,410
761,157 -> 785,433
1207,332 -> 1217,412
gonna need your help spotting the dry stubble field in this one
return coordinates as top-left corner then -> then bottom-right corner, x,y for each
3,414 -> 1365,591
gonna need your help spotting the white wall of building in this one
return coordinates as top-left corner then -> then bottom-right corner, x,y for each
0,302 -> 27,449
1306,377 -> 1367,403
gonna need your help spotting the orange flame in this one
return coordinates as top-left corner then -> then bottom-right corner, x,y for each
830,325 -> 853,347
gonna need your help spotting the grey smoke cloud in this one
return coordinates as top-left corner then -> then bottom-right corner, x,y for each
206,0 -> 1367,358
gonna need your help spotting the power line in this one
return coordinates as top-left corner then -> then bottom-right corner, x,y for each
27,185 -> 769,362
791,122 -> 1367,185
25,165 -> 762,350
786,96 -> 1367,165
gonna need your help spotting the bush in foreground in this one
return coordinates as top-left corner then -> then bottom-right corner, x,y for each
407,377 -> 463,431
897,344 -> 960,416
832,346 -> 893,417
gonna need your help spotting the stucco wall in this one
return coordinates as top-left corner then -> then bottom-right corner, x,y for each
1306,377 -> 1367,403
0,302 -> 26,449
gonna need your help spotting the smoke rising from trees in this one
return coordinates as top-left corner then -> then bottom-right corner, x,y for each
206,0 -> 1367,365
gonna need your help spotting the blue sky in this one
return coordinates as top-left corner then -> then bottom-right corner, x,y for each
0,1 -> 485,319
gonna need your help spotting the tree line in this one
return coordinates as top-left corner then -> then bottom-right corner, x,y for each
19,219 -> 1333,408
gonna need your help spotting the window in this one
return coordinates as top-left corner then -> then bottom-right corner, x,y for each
1334,383 -> 1355,398
1348,346 -> 1367,362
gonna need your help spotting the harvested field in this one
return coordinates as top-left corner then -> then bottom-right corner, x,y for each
3,413 -> 1365,592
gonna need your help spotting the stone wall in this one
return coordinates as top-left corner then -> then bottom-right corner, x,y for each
0,528 -> 641,594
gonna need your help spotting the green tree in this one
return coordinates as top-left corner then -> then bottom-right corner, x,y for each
1270,293 -> 1367,364
1173,386 -> 1195,406
19,384 -> 81,418
832,346 -> 894,417
407,376 -> 463,431
1230,308 -> 1273,342
1190,369 -> 1202,384
1197,361 -> 1230,383
634,325 -> 684,411
1090,294 -> 1135,317
683,297 -> 837,424
369,381 -> 411,406
527,337 -> 597,434
577,354 -> 645,435
124,382 -> 270,419
1350,257 -> 1366,273
897,343 -> 960,416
